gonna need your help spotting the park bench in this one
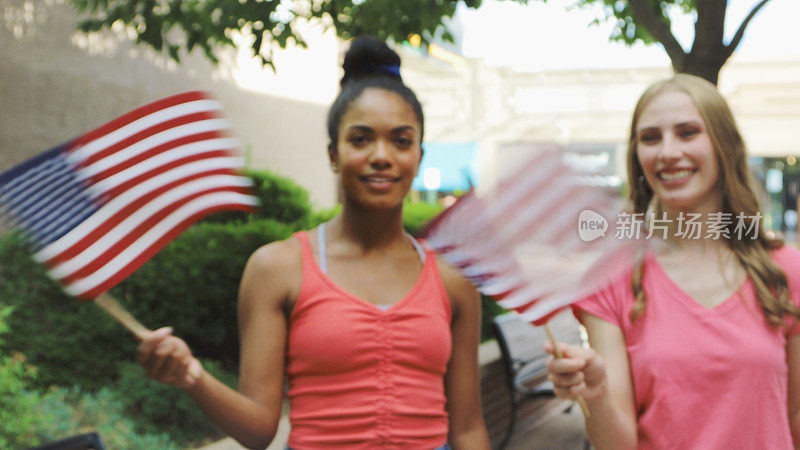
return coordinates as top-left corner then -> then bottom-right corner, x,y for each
492,311 -> 586,449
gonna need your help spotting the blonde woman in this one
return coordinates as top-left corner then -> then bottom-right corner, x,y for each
546,74 -> 800,449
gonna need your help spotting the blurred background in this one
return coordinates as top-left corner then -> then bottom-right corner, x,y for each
2,1 -> 799,448
3,0 -> 799,238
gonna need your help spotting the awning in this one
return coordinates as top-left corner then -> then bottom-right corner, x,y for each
412,142 -> 478,192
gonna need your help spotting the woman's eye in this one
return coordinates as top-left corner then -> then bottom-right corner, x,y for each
679,128 -> 700,139
394,137 -> 413,148
639,133 -> 660,144
349,134 -> 368,145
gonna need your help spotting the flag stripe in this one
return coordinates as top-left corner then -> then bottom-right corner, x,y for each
42,167 -> 245,267
53,182 -> 252,283
36,199 -> 100,247
37,167 -> 248,263
0,155 -> 73,206
75,119 -> 232,179
75,110 -> 223,169
90,137 -> 240,197
63,192 -> 258,299
70,94 -> 221,156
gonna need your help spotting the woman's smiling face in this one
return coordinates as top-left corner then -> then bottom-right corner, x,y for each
330,87 -> 423,211
635,89 -> 721,215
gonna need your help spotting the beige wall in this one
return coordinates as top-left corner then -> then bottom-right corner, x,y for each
0,0 -> 338,208
402,49 -> 800,188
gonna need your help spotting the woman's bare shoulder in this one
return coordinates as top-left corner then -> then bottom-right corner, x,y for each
239,234 -> 305,310
434,255 -> 479,309
247,234 -> 303,274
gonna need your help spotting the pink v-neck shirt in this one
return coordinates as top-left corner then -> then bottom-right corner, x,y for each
574,245 -> 800,449
285,231 -> 452,449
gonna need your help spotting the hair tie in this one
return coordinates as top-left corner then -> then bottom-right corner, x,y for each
380,64 -> 401,78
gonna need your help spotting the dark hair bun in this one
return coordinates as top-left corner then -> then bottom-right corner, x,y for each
340,36 -> 402,87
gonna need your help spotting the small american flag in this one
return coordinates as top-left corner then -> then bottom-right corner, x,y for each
0,91 -> 258,300
422,148 -> 643,325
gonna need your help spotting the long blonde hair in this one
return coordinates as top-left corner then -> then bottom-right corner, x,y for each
626,74 -> 798,327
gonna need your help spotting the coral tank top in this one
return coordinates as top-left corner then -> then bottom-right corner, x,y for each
285,231 -> 452,449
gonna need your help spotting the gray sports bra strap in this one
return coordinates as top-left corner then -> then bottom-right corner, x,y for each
318,222 -> 328,274
407,233 -> 427,264
317,222 -> 425,274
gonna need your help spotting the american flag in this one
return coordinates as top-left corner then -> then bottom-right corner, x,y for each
0,91 -> 258,300
422,148 -> 643,325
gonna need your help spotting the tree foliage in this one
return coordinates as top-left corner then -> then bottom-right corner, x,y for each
575,0 -> 772,84
68,0 -> 773,84
68,0 -> 484,68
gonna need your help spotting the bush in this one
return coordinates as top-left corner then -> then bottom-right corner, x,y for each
0,306 -> 177,450
0,234 -> 133,391
112,359 -> 237,446
0,306 -> 52,448
0,219 -> 295,389
114,219 -> 295,370
34,387 -> 180,450
403,200 -> 445,236
204,169 -> 314,227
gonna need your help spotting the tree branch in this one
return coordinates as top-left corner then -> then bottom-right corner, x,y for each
626,0 -> 686,65
724,0 -> 771,60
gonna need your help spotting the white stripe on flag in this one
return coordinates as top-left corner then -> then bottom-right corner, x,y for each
88,137 -> 241,197
37,156 -> 245,260
37,171 -> 250,267
59,191 -> 259,297
36,200 -> 97,245
68,100 -> 224,163
74,118 -> 233,178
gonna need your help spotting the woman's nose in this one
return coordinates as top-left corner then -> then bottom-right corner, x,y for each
658,134 -> 682,161
369,140 -> 393,168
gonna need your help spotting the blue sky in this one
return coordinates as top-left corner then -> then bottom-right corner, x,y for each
457,0 -> 800,71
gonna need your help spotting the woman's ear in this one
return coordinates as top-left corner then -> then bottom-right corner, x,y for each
328,143 -> 338,173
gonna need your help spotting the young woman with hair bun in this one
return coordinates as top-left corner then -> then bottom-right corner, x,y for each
136,36 -> 490,450
546,74 -> 800,449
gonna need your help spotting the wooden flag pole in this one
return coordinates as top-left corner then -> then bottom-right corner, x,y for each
93,292 -> 150,340
543,322 -> 590,418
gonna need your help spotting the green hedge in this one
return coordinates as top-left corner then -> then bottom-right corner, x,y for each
112,358 -> 237,446
112,219 -> 295,370
34,387 -> 180,450
203,168 -> 313,227
0,219 -> 294,390
0,234 -> 131,391
403,200 -> 445,236
0,306 -> 183,449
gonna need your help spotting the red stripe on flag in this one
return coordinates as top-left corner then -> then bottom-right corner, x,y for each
70,92 -> 212,149
96,151 -> 235,199
54,185 -> 252,284
89,131 -> 231,184
75,201 -> 255,300
76,111 -> 224,168
45,168 -> 240,266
